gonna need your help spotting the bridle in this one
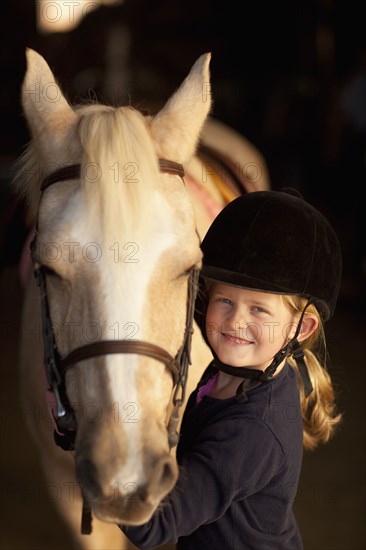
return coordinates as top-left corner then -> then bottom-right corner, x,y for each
32,158 -> 199,456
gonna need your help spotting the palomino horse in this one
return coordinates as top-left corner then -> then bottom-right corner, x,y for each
14,48 -> 269,549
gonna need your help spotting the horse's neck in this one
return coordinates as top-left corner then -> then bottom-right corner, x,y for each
184,119 -> 271,239
184,157 -> 224,239
184,152 -> 241,240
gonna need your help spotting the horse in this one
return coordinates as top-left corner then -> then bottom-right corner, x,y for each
13,48 -> 270,550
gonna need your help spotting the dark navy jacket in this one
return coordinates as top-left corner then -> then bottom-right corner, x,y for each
120,362 -> 304,549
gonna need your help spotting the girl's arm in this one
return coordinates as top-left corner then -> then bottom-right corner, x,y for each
119,418 -> 283,549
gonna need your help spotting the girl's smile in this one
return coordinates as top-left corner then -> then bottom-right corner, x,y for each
206,283 -> 297,372
219,332 -> 254,346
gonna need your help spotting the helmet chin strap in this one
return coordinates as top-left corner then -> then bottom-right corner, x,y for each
211,298 -> 314,402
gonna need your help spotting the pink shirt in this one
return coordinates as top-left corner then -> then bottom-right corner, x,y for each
196,373 -> 218,403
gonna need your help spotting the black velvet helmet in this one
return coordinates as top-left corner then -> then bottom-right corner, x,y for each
197,189 -> 342,322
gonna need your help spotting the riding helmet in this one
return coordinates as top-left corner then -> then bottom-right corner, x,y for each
195,189 -> 342,331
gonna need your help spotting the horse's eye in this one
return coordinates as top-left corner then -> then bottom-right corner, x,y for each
180,265 -> 197,278
42,266 -> 61,279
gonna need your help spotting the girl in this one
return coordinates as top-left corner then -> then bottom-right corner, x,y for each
120,189 -> 343,549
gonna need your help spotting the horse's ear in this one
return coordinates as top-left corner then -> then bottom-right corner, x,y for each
150,53 -> 212,164
21,48 -> 76,153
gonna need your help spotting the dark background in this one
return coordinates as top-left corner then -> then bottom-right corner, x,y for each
0,1 -> 365,549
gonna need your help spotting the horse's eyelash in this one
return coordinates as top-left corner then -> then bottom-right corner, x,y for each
181,265 -> 197,277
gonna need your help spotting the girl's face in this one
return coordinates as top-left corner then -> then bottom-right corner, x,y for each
206,283 -> 297,370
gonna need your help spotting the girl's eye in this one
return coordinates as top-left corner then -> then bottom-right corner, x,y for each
251,306 -> 267,314
221,298 -> 232,305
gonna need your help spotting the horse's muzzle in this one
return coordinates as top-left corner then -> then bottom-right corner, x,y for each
75,453 -> 178,524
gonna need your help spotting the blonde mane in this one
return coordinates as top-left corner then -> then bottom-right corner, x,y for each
12,142 -> 41,221
77,104 -> 159,239
13,104 -> 160,237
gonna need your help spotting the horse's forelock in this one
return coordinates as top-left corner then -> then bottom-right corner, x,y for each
13,104 -> 162,231
77,105 -> 160,239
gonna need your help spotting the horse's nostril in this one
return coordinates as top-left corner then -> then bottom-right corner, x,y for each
158,458 -> 177,492
147,456 -> 177,500
135,484 -> 148,502
131,457 -> 176,505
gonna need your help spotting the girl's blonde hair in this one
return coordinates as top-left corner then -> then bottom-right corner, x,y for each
284,295 -> 342,450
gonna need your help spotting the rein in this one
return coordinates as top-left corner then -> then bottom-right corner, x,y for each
32,159 -> 199,532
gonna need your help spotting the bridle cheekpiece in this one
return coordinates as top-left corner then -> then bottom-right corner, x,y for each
32,159 -> 199,455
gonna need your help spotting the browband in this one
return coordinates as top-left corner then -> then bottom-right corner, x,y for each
41,159 -> 185,192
